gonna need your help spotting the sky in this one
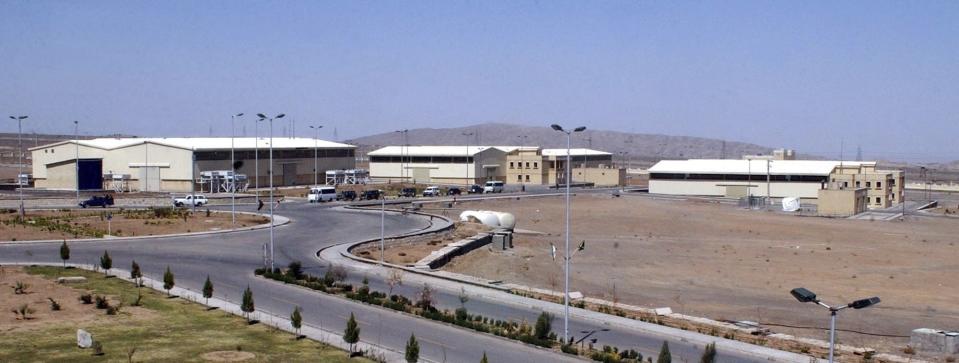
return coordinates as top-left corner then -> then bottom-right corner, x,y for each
1,1 -> 957,161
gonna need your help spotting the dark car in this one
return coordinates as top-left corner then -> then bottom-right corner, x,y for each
79,195 -> 114,208
447,187 -> 462,196
360,190 -> 381,200
337,190 -> 357,201
399,187 -> 417,198
467,184 -> 483,194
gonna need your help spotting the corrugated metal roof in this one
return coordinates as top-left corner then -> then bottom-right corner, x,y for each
368,146 -> 514,156
32,137 -> 353,151
541,148 -> 611,156
648,159 -> 874,176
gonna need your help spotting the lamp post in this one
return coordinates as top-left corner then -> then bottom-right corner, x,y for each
517,135 -> 528,185
9,115 -> 28,218
463,132 -> 474,187
550,123 -> 586,344
395,130 -> 409,182
74,120 -> 80,205
257,113 -> 285,272
790,287 -> 880,363
231,113 -> 244,225
309,125 -> 323,187
254,119 -> 260,204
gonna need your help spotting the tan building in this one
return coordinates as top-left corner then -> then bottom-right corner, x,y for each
30,137 -> 355,192
817,188 -> 869,217
506,148 -> 623,187
828,162 -> 903,209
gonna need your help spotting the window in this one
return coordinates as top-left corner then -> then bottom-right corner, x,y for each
875,197 -> 881,204
526,162 -> 530,169
533,162 -> 538,169
525,175 -> 530,182
517,174 -> 522,182
843,181 -> 848,188
509,162 -> 514,169
877,182 -> 881,188
865,181 -> 871,188
855,181 -> 860,187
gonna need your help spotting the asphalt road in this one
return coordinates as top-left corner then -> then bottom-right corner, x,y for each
0,198 -> 781,362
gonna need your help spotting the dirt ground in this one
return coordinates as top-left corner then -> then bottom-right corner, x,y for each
353,221 -> 490,265
440,194 -> 959,355
0,209 -> 268,241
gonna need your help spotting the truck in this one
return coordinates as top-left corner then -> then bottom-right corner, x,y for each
173,194 -> 208,207
422,186 -> 441,197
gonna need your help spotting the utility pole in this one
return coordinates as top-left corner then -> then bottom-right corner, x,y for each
463,132 -> 475,186
74,121 -> 80,206
10,116 -> 28,217
310,125 -> 323,187
257,113 -> 285,272
230,113 -> 244,225
766,159 -> 771,209
550,123 -> 586,344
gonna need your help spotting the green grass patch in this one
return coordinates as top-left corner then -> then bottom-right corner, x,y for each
2,266 -> 368,362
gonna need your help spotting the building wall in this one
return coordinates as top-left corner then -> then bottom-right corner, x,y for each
649,180 -> 826,199
829,168 -> 902,209
506,151 -> 547,185
369,148 -> 507,186
818,188 -> 868,217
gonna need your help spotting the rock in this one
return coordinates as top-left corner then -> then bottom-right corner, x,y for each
653,307 -> 673,316
77,329 -> 93,348
58,276 -> 87,284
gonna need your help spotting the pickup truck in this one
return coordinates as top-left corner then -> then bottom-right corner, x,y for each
173,194 -> 208,207
79,195 -> 114,208
422,186 -> 441,197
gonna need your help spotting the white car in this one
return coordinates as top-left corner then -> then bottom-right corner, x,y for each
422,186 -> 441,197
173,194 -> 208,207
483,181 -> 504,193
308,186 -> 337,203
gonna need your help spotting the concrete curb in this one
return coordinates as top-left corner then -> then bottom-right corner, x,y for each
5,262 -> 409,363
0,211 -> 290,245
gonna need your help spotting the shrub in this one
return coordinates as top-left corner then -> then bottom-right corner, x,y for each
48,298 -> 61,311
286,261 -> 304,280
13,281 -> 28,294
241,286 -> 255,322
100,250 -> 112,275
91,341 -> 104,356
344,312 -> 360,354
405,333 -> 419,363
163,266 -> 175,296
95,295 -> 110,309
534,311 -> 553,341
79,293 -> 93,304
203,275 -> 214,305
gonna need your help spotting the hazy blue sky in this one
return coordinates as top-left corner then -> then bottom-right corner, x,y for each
1,1 -> 956,161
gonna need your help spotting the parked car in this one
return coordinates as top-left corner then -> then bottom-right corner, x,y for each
399,187 -> 417,198
467,184 -> 484,194
447,187 -> 462,196
173,194 -> 208,207
422,186 -> 441,197
308,186 -> 337,203
337,190 -> 357,201
360,190 -> 381,200
483,181 -> 505,193
79,195 -> 114,208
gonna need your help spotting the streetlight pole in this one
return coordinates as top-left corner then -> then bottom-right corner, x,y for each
395,129 -> 409,182
257,113 -> 285,272
463,132 -> 474,187
231,113 -> 244,225
254,119 -> 260,204
74,120 -> 80,205
380,195 -> 385,263
550,123 -> 586,344
9,116 -> 28,218
310,125 -> 323,187
790,288 -> 880,363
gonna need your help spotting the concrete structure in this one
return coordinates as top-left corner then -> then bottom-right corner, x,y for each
817,188 -> 869,217
743,148 -> 796,161
649,159 -> 904,209
910,328 -> 959,354
368,145 -> 623,187
30,137 -> 355,192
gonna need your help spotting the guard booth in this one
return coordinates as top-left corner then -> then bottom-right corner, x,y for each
77,159 -> 103,190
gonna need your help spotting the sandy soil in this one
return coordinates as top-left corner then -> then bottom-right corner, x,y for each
353,222 -> 490,265
441,193 -> 959,354
0,209 -> 269,241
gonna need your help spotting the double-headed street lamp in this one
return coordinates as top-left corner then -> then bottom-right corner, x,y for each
309,125 -> 323,187
231,113 -> 244,225
550,123 -> 586,344
395,129 -> 409,182
257,113 -> 285,272
790,287 -> 880,363
462,132 -> 474,186
74,120 -> 80,206
9,115 -> 28,218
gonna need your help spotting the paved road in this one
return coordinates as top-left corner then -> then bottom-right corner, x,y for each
0,197 -> 794,362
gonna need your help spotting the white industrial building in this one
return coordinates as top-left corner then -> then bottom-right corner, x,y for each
368,146 -> 513,185
30,137 -> 355,192
648,159 -> 867,199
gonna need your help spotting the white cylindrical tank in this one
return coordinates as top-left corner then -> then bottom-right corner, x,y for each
459,210 -> 516,229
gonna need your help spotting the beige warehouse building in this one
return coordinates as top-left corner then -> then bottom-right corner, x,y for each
30,137 -> 355,192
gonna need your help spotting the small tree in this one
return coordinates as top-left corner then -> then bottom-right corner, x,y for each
100,250 -> 112,275
163,266 -> 175,296
343,312 -> 360,354
59,240 -> 70,268
130,260 -> 142,286
405,333 -> 419,363
241,286 -> 255,323
700,342 -> 716,363
657,341 -> 672,363
286,261 -> 303,280
387,269 -> 403,296
480,351 -> 488,363
290,306 -> 302,337
416,283 -> 434,311
534,311 -> 553,341
202,275 -> 214,305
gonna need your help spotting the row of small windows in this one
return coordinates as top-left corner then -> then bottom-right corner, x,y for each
516,174 -> 532,182
196,149 -> 354,161
370,156 -> 474,164
509,161 -> 539,169
650,173 -> 828,183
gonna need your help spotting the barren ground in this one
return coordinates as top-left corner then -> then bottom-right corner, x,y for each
353,221 -> 490,265
440,193 -> 959,355
1,209 -> 268,241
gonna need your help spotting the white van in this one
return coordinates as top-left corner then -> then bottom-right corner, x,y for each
308,187 -> 337,203
483,181 -> 504,193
